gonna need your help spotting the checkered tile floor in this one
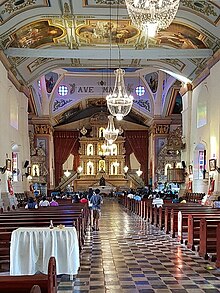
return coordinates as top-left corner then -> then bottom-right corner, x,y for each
58,198 -> 220,293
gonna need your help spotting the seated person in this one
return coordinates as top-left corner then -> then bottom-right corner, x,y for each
172,195 -> 179,203
50,197 -> 59,206
133,194 -> 142,201
80,196 -> 88,203
39,196 -> 50,207
25,197 -> 38,209
72,193 -> 80,203
152,194 -> 164,208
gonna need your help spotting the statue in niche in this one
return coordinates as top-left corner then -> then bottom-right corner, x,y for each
100,176 -> 105,186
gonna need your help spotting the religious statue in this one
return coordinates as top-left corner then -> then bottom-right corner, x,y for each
100,176 -> 105,186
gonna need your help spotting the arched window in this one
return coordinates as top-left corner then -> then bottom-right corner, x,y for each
87,161 -> 94,175
99,127 -> 105,138
110,144 -> 117,155
87,144 -> 94,156
111,161 -> 119,175
164,163 -> 172,176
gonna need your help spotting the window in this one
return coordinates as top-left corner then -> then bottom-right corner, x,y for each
58,85 -> 68,96
135,86 -> 145,96
87,144 -> 94,156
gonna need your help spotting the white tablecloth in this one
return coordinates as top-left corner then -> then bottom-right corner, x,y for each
10,227 -> 80,276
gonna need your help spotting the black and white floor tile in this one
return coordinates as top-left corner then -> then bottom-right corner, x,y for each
58,198 -> 220,293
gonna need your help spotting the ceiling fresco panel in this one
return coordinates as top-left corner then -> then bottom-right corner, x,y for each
75,19 -> 139,45
8,20 -> 66,49
0,0 -> 50,24
151,22 -> 207,50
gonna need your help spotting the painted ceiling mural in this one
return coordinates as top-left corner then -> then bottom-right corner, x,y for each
0,0 -> 219,126
4,20 -> 65,49
75,19 -> 139,45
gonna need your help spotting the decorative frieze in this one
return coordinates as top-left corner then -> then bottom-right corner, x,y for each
153,124 -> 170,135
34,124 -> 52,135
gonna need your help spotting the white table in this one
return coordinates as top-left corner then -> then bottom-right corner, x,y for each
10,227 -> 80,276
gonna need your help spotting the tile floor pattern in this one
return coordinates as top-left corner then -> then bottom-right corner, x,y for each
58,198 -> 220,293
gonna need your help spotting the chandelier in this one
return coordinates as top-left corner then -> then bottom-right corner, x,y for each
106,69 -> 133,121
103,115 -> 119,145
125,0 -> 180,37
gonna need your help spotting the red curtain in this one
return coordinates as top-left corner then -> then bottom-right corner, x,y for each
54,131 -> 79,186
124,139 -> 133,169
71,140 -> 80,171
125,130 -> 148,184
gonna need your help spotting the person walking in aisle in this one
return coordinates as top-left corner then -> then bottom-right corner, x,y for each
90,188 -> 103,231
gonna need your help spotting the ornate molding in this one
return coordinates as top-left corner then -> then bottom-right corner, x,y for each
34,124 -> 52,135
153,124 -> 170,135
167,126 -> 185,150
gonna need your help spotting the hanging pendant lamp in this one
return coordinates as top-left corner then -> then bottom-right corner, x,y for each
106,69 -> 133,121
103,115 -> 119,145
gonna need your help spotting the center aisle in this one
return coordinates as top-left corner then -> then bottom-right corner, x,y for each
58,198 -> 220,293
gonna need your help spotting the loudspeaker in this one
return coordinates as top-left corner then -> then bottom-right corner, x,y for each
182,161 -> 186,169
24,160 -> 29,168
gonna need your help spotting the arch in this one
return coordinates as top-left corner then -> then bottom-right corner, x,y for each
193,142 -> 207,193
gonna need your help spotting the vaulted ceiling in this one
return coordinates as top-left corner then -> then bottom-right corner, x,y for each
0,0 -> 219,128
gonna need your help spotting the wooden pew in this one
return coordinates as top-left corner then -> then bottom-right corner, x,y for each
169,206 -> 219,238
30,285 -> 41,293
199,218 -> 220,260
217,223 -> 220,268
187,214 -> 220,250
184,192 -> 205,202
0,256 -> 57,293
0,204 -> 88,270
176,210 -> 220,244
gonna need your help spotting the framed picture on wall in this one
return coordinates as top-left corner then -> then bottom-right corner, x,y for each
6,159 -> 11,171
209,159 -> 216,171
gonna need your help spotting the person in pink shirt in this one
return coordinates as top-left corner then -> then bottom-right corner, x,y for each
50,197 -> 59,206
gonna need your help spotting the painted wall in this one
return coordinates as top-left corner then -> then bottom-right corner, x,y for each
0,61 -> 30,200
182,60 -> 220,194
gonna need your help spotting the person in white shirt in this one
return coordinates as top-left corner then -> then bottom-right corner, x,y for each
152,194 -> 164,208
39,196 -> 50,207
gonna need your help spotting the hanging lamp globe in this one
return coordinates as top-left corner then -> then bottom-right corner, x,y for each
106,68 -> 133,121
125,0 -> 180,37
103,115 -> 119,145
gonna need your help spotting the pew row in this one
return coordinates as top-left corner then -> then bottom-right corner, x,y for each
0,203 -> 88,271
0,256 -> 57,293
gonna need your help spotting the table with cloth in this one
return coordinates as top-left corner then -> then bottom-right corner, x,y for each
10,227 -> 80,276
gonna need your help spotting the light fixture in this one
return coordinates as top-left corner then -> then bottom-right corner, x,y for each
77,166 -> 83,173
0,166 -> 6,174
80,126 -> 87,136
104,115 -> 119,145
125,0 -> 180,38
64,169 -> 71,177
106,3 -> 133,120
124,166 -> 129,173
106,69 -> 134,121
99,141 -> 112,159
136,168 -> 143,177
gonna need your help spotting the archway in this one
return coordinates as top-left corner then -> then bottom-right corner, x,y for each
193,143 -> 208,193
